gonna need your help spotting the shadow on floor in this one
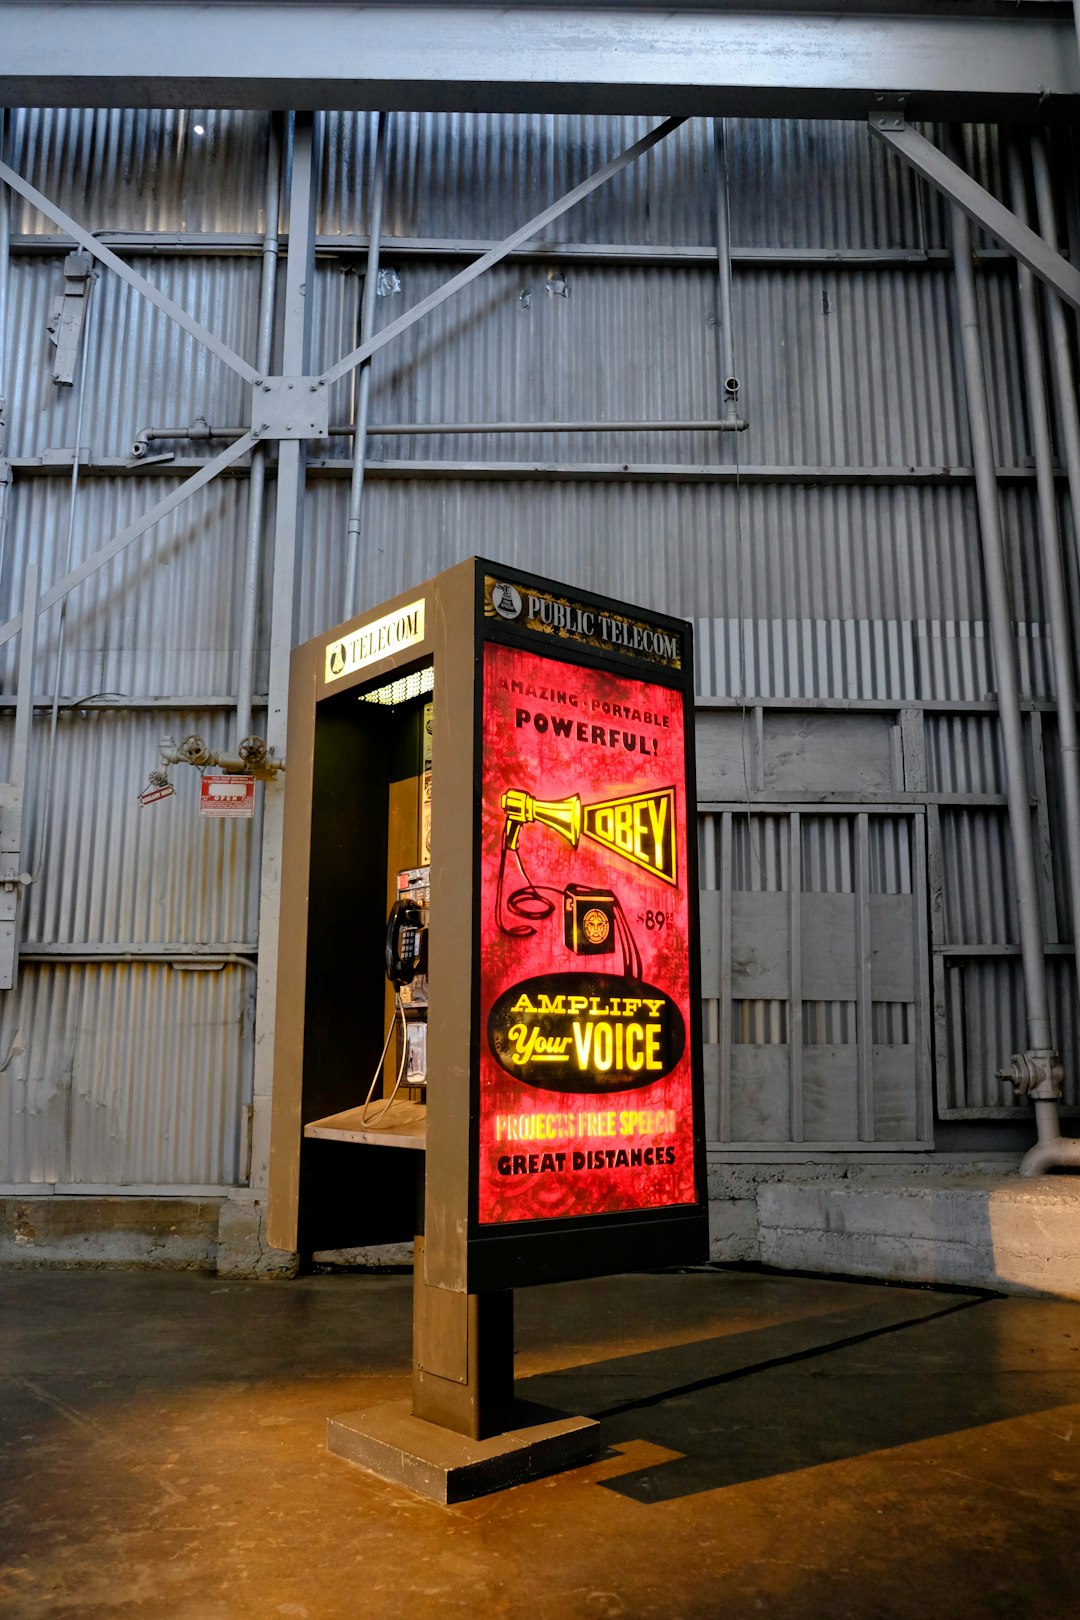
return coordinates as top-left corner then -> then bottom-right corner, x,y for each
519,1290 -> 1079,1502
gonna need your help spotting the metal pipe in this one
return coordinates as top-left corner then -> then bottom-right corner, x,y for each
19,950 -> 257,967
950,198 -> 1054,1052
1011,133 -> 1080,1177
32,275 -> 95,885
0,111 -> 11,603
1031,134 -> 1080,610
1020,1098 -> 1080,1175
344,111 -> 387,615
235,115 -> 281,748
134,416 -> 749,455
713,117 -> 740,424
1007,142 -> 1080,1012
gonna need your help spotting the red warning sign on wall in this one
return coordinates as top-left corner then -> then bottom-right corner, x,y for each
477,641 -> 696,1227
198,774 -> 255,818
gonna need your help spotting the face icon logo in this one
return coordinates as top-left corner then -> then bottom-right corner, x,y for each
582,908 -> 610,946
328,641 -> 347,677
492,583 -> 523,620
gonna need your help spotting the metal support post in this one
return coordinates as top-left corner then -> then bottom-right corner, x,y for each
1001,139 -> 1080,1173
248,113 -> 319,1201
1030,134 -> 1080,610
1006,142 -> 1080,1013
411,1236 -> 514,1441
0,111 -> 10,603
0,564 -> 39,988
344,111 -> 387,617
950,181 -> 1061,1144
236,114 -> 283,750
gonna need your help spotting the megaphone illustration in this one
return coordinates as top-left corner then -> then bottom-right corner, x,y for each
501,789 -> 581,852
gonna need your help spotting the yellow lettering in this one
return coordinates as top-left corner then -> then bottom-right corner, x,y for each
614,803 -> 634,851
573,1023 -> 593,1068
647,795 -> 668,866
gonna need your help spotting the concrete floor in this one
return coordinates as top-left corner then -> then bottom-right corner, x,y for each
0,1266 -> 1077,1620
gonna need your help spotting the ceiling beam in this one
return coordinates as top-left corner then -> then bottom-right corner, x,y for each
0,3 -> 1075,120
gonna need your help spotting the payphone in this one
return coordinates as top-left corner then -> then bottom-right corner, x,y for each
267,558 -> 707,1497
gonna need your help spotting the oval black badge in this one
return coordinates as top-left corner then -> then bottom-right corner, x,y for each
487,972 -> 686,1094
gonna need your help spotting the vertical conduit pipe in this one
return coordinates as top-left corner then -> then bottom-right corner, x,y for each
344,111 -> 388,617
712,118 -> 740,424
0,112 -> 11,601
235,114 -> 282,748
950,199 -> 1055,1057
1007,139 -> 1080,1174
1031,135 -> 1080,617
1007,145 -> 1080,1000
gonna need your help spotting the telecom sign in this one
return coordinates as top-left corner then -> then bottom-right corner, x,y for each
476,638 -> 697,1226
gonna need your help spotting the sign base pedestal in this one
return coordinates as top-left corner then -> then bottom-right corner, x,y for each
327,1398 -> 602,1503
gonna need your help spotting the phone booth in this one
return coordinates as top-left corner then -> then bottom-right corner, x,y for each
268,557 -> 708,1499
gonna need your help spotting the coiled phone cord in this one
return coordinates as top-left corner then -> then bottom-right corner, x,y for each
496,836 -> 561,936
497,833 -> 643,980
359,992 -> 409,1126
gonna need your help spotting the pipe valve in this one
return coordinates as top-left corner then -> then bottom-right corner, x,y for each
997,1048 -> 1064,1100
237,734 -> 268,770
176,733 -> 211,767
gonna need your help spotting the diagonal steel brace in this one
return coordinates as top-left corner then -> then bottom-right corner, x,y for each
0,114 -> 684,645
0,432 -> 257,649
0,158 -> 260,383
319,115 -> 686,390
868,115 -> 1080,313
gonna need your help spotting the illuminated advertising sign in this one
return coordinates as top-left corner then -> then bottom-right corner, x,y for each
478,640 -> 697,1226
484,575 -> 682,670
323,598 -> 426,686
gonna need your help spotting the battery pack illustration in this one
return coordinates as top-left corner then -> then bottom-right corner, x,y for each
563,885 -> 616,955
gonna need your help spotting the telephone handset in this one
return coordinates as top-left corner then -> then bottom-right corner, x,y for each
362,875 -> 429,1124
385,897 -> 423,987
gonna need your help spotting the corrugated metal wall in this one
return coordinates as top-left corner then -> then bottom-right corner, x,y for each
1,108 -> 1076,1187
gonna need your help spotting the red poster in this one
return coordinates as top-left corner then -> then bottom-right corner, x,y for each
478,642 -> 697,1225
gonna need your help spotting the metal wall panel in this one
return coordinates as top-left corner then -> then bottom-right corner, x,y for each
0,105 -> 1072,1183
310,259 -> 1025,473
5,108 -> 271,236
0,710 -> 260,949
322,113 -> 714,246
939,955 -> 1079,1113
0,473 -> 258,700
5,254 -> 259,462
724,118 -> 929,250
0,960 -> 252,1186
699,808 -> 929,1147
319,113 -> 995,254
310,259 -> 727,467
304,479 -> 1051,704
309,480 -> 975,633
